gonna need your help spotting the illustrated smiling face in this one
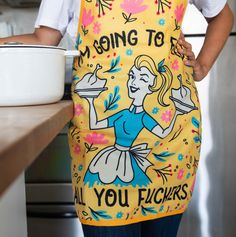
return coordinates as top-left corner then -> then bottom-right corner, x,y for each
127,65 -> 156,100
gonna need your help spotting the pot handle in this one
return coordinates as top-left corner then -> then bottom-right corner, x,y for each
4,42 -> 24,45
65,50 -> 80,57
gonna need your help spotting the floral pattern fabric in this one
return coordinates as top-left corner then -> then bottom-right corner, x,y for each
69,0 -> 202,226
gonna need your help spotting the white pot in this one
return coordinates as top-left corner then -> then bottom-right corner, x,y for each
0,44 -> 79,106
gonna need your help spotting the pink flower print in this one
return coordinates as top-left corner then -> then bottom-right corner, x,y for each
81,8 -> 94,35
177,168 -> 184,180
84,132 -> 109,153
174,4 -> 185,31
85,132 -> 109,145
93,22 -> 101,34
175,4 -> 185,23
82,8 -> 94,27
161,110 -> 172,123
121,0 -> 147,14
74,144 -> 81,155
74,104 -> 83,116
121,0 -> 148,24
171,59 -> 179,71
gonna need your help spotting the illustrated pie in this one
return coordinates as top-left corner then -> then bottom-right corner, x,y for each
74,64 -> 107,98
170,74 -> 198,113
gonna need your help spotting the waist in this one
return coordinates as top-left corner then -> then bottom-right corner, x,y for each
114,144 -> 130,151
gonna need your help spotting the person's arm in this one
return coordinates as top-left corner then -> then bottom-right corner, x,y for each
0,26 -> 62,46
178,3 -> 234,81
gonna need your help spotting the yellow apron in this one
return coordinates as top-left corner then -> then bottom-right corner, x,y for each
69,0 -> 202,226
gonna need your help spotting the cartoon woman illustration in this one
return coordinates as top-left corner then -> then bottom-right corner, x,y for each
76,55 -> 193,188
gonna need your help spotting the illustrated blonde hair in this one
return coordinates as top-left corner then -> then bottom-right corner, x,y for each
134,55 -> 173,107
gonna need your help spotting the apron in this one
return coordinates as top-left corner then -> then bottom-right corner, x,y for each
69,0 -> 202,226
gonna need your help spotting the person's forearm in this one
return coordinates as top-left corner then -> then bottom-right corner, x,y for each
0,33 -> 41,45
196,3 -> 234,75
0,27 -> 62,46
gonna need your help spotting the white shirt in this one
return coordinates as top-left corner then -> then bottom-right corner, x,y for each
35,0 -> 227,41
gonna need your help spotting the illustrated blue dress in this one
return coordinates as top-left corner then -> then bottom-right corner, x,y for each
84,106 -> 159,188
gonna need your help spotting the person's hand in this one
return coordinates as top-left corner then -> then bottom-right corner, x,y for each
177,32 -> 208,81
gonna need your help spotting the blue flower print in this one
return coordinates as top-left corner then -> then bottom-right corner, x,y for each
194,136 -> 200,143
73,75 -> 80,81
178,153 -> 184,161
158,18 -> 165,26
126,49 -> 133,56
159,205 -> 164,212
154,141 -> 160,146
186,172 -> 191,179
152,107 -> 159,114
116,212 -> 123,219
78,164 -> 83,171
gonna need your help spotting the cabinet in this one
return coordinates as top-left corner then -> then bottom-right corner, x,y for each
0,101 -> 73,237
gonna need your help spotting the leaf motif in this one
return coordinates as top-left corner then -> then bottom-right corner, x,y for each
82,211 -> 88,216
108,93 -> 113,103
111,58 -> 117,69
154,156 -> 166,162
114,86 -> 120,95
145,207 -> 158,214
104,100 -> 109,109
105,56 -> 121,74
122,12 -> 128,21
73,75 -> 80,81
159,151 -> 175,157
84,142 -> 90,150
104,86 -> 120,112
75,34 -> 82,50
109,104 -> 119,111
109,68 -> 121,73
158,151 -> 168,156
113,56 -> 120,68
97,211 -> 112,219
90,211 -> 99,221
192,117 -> 200,128
153,151 -> 175,162
129,17 -> 137,22
158,59 -> 165,68
158,59 -> 166,73
90,147 -> 98,151
141,206 -> 157,216
113,95 -> 121,104
141,208 -> 147,216
111,58 -> 116,68
90,209 -> 112,220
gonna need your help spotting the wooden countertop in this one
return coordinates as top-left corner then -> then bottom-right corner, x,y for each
0,101 -> 73,196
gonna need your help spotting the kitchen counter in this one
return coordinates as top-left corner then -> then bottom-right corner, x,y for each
0,101 -> 73,196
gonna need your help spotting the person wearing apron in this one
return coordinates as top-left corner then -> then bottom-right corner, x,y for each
0,0 -> 233,236
68,0 -> 226,236
69,1 -> 200,234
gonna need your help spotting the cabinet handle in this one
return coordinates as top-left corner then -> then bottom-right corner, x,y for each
27,211 -> 77,219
